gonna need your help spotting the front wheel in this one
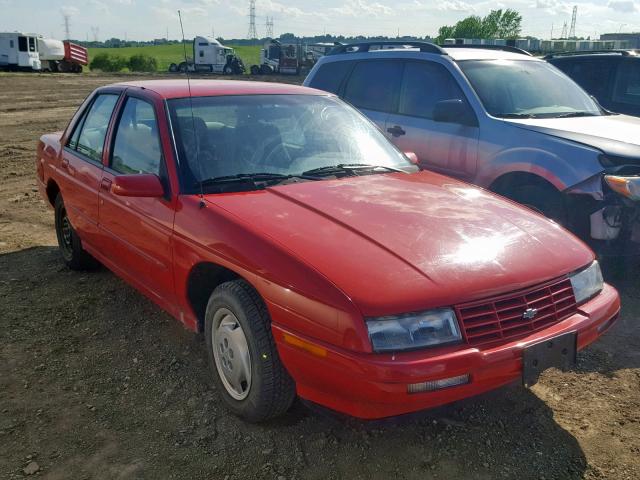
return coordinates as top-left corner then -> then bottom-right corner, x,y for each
54,194 -> 98,270
504,184 -> 568,226
205,280 -> 296,422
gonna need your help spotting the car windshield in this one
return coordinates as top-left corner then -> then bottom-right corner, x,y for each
168,94 -> 413,192
459,60 -> 603,118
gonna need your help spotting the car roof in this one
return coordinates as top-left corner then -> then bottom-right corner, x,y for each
112,80 -> 328,99
442,47 -> 539,61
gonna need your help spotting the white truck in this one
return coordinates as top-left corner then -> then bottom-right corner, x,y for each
168,37 -> 245,74
38,38 -> 88,73
0,32 -> 41,71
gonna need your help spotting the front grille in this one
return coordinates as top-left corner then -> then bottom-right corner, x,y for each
455,277 -> 578,347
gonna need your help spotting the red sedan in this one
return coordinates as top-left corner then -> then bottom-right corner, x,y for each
36,80 -> 620,421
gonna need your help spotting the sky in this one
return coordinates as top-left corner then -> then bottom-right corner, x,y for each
0,0 -> 638,42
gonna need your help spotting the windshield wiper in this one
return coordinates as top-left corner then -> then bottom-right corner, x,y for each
552,111 -> 600,118
493,113 -> 537,118
301,163 -> 404,177
198,172 -> 318,188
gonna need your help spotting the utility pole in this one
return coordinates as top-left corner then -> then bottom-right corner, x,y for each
561,21 -> 567,39
247,0 -> 257,40
90,26 -> 99,42
569,6 -> 577,39
62,13 -> 71,40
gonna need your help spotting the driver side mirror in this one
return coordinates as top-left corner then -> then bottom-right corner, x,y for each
433,99 -> 478,127
111,174 -> 164,198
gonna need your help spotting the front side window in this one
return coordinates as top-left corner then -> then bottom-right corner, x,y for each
28,37 -> 36,52
69,94 -> 119,162
459,60 -> 602,118
18,36 -> 27,52
111,97 -> 162,175
400,61 -> 467,119
168,94 -> 413,192
9,40 -> 14,48
308,60 -> 355,94
613,59 -> 640,107
343,60 -> 403,112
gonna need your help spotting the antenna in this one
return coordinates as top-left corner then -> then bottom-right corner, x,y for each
178,10 -> 206,208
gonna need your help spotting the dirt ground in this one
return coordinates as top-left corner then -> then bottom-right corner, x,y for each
0,73 -> 639,480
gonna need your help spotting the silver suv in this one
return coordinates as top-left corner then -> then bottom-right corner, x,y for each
304,41 -> 640,255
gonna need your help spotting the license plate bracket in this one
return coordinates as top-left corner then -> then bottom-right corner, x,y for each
522,331 -> 577,387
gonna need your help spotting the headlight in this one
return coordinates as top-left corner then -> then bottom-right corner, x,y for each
569,261 -> 603,304
366,308 -> 462,352
604,174 -> 640,201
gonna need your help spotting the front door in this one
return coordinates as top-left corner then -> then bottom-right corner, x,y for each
385,61 -> 479,180
58,93 -> 120,248
98,94 -> 176,304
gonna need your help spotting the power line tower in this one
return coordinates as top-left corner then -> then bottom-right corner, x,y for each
569,5 -> 577,38
265,17 -> 273,38
561,21 -> 568,39
90,26 -> 99,42
62,14 -> 71,40
247,0 -> 257,40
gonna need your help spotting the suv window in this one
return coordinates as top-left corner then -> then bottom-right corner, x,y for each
309,60 -> 355,94
400,61 -> 466,119
18,36 -> 27,52
559,58 -> 616,99
68,94 -> 119,163
612,59 -> 640,107
111,97 -> 162,175
343,60 -> 403,112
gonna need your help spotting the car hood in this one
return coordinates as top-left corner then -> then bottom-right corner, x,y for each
206,172 -> 593,316
506,114 -> 640,160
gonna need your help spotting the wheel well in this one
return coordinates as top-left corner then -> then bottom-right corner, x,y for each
489,172 -> 559,197
46,180 -> 60,207
186,262 -> 241,332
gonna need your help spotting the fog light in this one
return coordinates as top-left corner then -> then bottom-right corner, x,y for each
407,374 -> 470,394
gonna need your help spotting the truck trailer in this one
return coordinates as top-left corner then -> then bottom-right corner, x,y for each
38,38 -> 88,73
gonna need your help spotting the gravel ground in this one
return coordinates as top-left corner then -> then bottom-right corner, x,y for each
0,72 -> 639,480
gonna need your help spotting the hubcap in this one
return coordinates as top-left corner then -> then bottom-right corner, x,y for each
212,308 -> 251,400
61,213 -> 72,249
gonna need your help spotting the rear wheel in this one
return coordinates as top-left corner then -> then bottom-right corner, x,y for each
250,65 -> 261,75
205,280 -> 296,422
54,194 -> 98,270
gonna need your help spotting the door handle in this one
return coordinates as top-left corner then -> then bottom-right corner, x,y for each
100,178 -> 112,192
387,125 -> 406,137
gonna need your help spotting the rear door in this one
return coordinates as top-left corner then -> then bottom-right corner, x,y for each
98,93 -> 176,304
385,60 -> 479,179
58,92 -> 120,249
341,59 -> 403,132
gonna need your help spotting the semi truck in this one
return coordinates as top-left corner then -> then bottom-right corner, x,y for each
0,32 -> 88,72
168,37 -> 245,74
250,39 -> 301,75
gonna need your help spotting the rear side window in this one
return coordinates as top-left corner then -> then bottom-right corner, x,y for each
308,60 -> 355,94
111,97 -> 162,175
343,60 -> 403,112
400,62 -> 466,119
612,59 -> 640,107
556,58 -> 615,99
68,94 -> 119,163
18,36 -> 27,52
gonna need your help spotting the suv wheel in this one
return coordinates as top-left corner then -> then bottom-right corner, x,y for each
205,280 -> 296,422
502,184 -> 568,226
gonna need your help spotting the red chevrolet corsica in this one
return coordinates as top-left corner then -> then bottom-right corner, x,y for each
36,80 -> 620,422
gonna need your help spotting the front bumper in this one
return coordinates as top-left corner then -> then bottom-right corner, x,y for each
272,283 -> 620,419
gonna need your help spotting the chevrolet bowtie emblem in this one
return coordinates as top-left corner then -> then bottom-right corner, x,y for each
523,308 -> 538,320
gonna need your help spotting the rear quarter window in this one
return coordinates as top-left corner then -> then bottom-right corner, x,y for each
308,60 -> 355,94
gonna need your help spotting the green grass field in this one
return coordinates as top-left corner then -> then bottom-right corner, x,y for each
87,44 -> 260,72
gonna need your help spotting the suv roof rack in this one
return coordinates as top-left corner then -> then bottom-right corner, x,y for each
543,49 -> 639,59
442,44 -> 533,56
327,41 -> 446,56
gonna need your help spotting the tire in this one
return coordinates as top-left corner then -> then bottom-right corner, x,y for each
505,184 -> 567,226
205,280 -> 296,422
250,65 -> 261,75
260,64 -> 273,75
54,194 -> 98,270
178,62 -> 188,73
168,63 -> 178,73
223,65 -> 231,75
